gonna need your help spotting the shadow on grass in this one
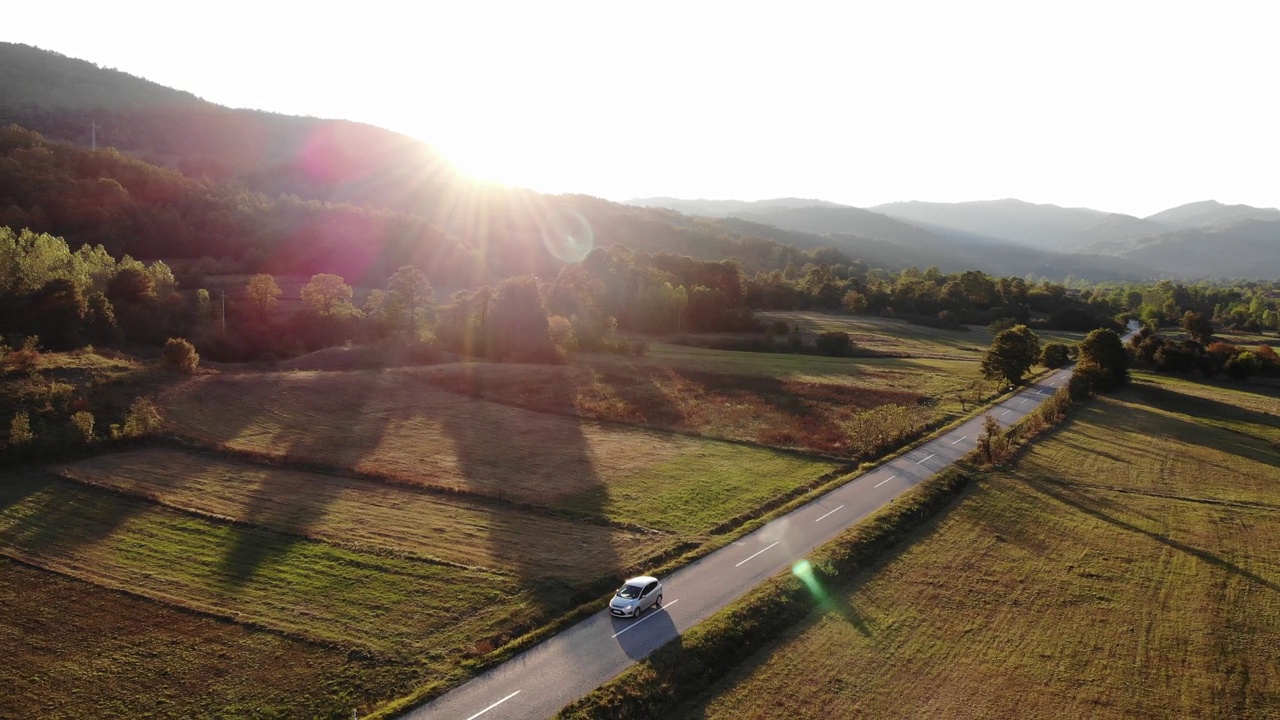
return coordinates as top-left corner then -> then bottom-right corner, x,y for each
215,371 -> 395,586
818,595 -> 872,637
1125,382 -> 1280,464
438,361 -> 623,613
1027,479 -> 1280,593
0,474 -> 147,558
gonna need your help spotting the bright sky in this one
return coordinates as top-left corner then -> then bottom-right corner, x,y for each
4,0 -> 1278,217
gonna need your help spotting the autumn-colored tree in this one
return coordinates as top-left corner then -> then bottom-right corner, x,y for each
1180,310 -> 1214,344
246,274 -> 282,318
300,274 -> 355,316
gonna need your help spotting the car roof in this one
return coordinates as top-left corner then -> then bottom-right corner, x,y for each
625,575 -> 658,585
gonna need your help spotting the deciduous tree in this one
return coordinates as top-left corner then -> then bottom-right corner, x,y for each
981,324 -> 1041,386
1079,328 -> 1128,390
246,274 -> 282,318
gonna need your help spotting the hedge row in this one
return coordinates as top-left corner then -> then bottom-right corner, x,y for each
558,467 -> 971,719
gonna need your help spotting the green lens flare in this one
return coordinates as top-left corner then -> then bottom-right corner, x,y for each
791,559 -> 826,601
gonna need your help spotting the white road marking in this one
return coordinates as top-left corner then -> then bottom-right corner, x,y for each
1020,398 -> 1029,405
875,475 -> 897,488
951,436 -> 967,445
1000,409 -> 1011,416
735,541 -> 781,568
465,690 -> 521,720
815,505 -> 845,522
611,600 -> 679,638
916,453 -> 935,465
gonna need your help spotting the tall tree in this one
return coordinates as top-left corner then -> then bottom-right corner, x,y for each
1078,328 -> 1129,389
246,273 -> 282,318
981,324 -> 1041,386
1180,310 -> 1214,344
300,273 -> 354,316
386,265 -> 433,340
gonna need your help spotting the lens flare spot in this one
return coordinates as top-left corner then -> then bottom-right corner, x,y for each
540,209 -> 594,264
792,558 -> 826,601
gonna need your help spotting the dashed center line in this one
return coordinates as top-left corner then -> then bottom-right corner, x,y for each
1020,398 -> 1029,405
815,505 -> 845,522
1000,409 -> 1011,416
875,475 -> 897,488
465,690 -> 521,720
916,453 -> 935,465
735,541 -> 780,568
951,436 -> 967,445
611,600 -> 679,638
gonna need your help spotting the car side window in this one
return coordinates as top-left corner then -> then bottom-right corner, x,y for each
642,581 -> 656,596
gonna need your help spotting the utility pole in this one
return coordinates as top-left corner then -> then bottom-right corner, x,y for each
91,120 -> 97,151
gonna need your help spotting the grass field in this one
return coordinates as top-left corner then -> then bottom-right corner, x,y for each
423,349 -> 985,459
159,369 -> 842,532
0,472 -> 527,660
0,558 -> 416,720
56,448 -> 668,582
684,375 -> 1280,719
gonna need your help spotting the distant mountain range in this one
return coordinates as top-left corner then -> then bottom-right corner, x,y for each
631,197 -> 1280,279
2,41 -> 1276,282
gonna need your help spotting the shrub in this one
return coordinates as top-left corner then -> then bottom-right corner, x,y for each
547,315 -> 578,354
3,336 -> 41,374
161,337 -> 200,373
1224,351 -> 1260,381
115,397 -> 164,439
8,411 -> 34,446
988,317 -> 1018,333
1069,363 -> 1103,399
1040,342 -> 1070,369
975,414 -> 1013,465
814,330 -> 853,357
69,411 -> 95,443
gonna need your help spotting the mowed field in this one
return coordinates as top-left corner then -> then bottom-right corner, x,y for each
159,369 -> 840,533
686,373 -> 1280,719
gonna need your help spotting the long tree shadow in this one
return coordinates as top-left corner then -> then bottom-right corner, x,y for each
1026,478 -> 1280,593
1125,382 -> 1280,463
0,472 -> 149,561
437,360 -> 624,614
217,370 -> 394,586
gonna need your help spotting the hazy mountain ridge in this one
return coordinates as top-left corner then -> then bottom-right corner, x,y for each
1144,200 -> 1280,230
4,41 -> 1274,281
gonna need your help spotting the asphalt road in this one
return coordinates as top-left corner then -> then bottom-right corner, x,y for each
408,364 -> 1088,720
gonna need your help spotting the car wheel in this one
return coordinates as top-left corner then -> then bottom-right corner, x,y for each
655,594 -> 662,608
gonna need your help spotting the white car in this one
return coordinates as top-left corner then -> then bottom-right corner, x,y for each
609,576 -> 663,618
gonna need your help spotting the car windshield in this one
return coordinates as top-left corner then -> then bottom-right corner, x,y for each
616,583 -> 644,599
